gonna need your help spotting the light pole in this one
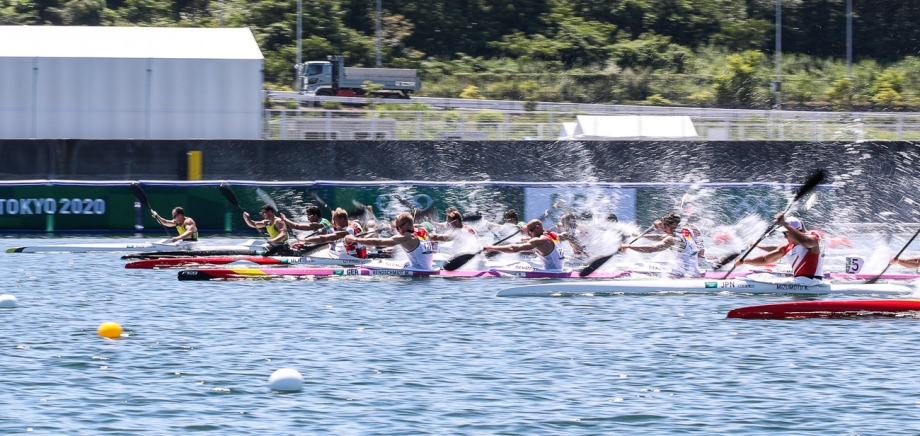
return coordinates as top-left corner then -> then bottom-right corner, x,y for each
375,0 -> 382,67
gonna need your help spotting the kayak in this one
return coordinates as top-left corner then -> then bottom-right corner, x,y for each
174,259 -> 759,281
495,274 -> 915,297
7,239 -> 270,254
727,300 -> 920,319
177,265 -> 633,281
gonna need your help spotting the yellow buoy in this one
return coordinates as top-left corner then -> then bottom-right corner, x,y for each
97,322 -> 123,339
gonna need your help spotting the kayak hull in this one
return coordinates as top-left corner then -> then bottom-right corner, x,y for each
8,239 -> 268,254
728,300 -> 920,319
495,278 -> 914,297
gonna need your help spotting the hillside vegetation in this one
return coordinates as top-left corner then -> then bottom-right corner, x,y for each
4,0 -> 920,109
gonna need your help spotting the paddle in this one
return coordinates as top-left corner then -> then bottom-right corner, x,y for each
443,228 -> 522,271
130,182 -> 172,238
865,226 -> 920,284
720,169 -> 826,279
219,183 -> 270,242
578,223 -> 656,277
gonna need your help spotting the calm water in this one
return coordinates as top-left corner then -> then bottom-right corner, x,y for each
3,235 -> 920,435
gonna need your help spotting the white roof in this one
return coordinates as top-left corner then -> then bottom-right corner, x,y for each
563,115 -> 697,140
0,26 -> 263,59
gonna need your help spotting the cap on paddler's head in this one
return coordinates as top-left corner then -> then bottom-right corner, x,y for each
780,216 -> 805,233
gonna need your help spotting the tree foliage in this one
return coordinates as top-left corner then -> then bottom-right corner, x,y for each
4,0 -> 920,108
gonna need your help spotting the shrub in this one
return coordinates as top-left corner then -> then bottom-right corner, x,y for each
320,100 -> 342,110
284,98 -> 299,110
460,85 -> 483,99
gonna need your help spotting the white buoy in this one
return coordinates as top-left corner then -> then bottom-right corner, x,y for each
268,368 -> 303,392
0,294 -> 17,308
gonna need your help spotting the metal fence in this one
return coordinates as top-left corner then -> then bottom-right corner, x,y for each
263,107 -> 920,141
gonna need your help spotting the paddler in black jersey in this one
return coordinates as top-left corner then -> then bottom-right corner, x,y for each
346,212 -> 451,270
152,206 -> 199,242
243,204 -> 288,247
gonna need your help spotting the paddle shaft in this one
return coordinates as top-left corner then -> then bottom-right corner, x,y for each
867,226 -> 920,284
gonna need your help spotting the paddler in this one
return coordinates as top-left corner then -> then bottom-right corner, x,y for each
735,214 -> 824,279
295,207 -> 368,258
152,207 -> 199,242
243,204 -> 289,248
345,212 -> 450,270
483,219 -> 566,271
555,211 -> 586,255
280,205 -> 334,241
620,211 -> 702,277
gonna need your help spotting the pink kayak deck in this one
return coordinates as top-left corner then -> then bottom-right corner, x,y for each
728,300 -> 920,319
176,267 -> 760,281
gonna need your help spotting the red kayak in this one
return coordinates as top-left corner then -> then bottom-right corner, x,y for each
727,300 -> 920,319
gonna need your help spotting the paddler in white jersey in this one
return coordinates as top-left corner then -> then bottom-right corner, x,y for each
243,204 -> 288,247
345,212 -> 450,270
295,207 -> 368,258
736,214 -> 824,279
482,219 -> 566,271
620,211 -> 702,277
152,206 -> 199,242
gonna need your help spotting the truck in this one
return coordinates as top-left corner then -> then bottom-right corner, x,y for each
298,55 -> 421,99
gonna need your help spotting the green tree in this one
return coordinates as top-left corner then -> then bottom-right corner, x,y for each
713,51 -> 766,107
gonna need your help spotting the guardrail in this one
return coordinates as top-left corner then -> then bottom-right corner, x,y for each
263,108 -> 920,141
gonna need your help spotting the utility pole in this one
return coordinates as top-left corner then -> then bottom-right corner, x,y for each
774,0 -> 782,109
376,0 -> 382,67
846,0 -> 853,77
296,0 -> 302,91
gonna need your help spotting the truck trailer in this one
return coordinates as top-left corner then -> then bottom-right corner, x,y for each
299,55 -> 420,98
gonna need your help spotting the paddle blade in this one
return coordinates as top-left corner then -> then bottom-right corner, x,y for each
579,254 -> 614,277
130,182 -> 151,209
711,252 -> 740,271
443,253 -> 477,271
256,188 -> 278,213
219,183 -> 241,209
792,169 -> 826,202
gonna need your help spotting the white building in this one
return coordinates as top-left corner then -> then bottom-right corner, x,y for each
0,26 -> 263,139
558,115 -> 698,140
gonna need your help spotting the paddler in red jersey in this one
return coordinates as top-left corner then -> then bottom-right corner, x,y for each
152,206 -> 199,242
295,207 -> 369,258
483,219 -> 566,271
345,212 -> 451,270
736,214 -> 825,279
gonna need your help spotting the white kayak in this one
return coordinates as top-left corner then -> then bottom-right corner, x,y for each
6,239 -> 270,254
496,273 -> 916,297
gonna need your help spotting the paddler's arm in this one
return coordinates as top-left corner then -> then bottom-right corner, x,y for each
484,238 -> 544,254
242,212 -> 264,229
736,246 -> 785,267
279,213 -> 320,231
151,211 -> 176,227
300,230 -> 348,245
344,233 -> 407,248
890,255 -> 920,268
620,236 -> 674,253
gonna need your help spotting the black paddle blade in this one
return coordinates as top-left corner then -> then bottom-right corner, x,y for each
443,253 -> 477,271
711,252 -> 741,271
130,182 -> 150,209
219,183 -> 241,209
579,254 -> 615,277
793,169 -> 826,202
